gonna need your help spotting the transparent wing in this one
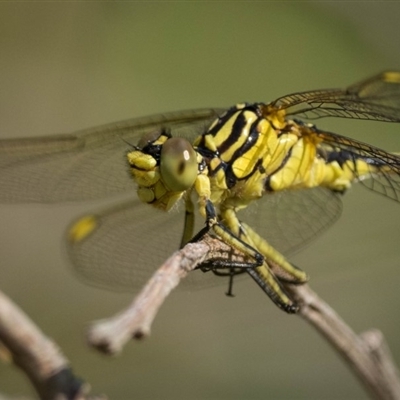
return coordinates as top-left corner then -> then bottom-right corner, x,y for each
0,108 -> 222,203
66,187 -> 342,292
242,187 -> 342,256
269,71 -> 400,121
66,199 -> 186,291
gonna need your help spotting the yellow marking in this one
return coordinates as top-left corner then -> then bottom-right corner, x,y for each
285,138 -> 314,185
235,103 -> 247,110
265,133 -> 298,176
204,134 -> 218,152
68,215 -> 97,243
210,189 -> 226,206
127,151 -> 156,170
132,169 -> 159,187
318,158 -> 376,192
215,115 -> 241,160
231,119 -> 280,180
262,105 -> 287,129
154,180 -> 168,200
232,176 -> 264,203
214,113 -> 238,145
194,173 -> 211,216
209,157 -> 221,172
153,134 -> 169,146
383,71 -> 400,83
269,135 -> 319,191
205,115 -> 220,133
231,159 -> 250,180
209,158 -> 228,190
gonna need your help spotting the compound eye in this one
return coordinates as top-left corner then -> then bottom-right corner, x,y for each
160,137 -> 197,192
138,130 -> 162,149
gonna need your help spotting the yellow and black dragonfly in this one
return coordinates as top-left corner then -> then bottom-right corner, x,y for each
1,72 -> 399,312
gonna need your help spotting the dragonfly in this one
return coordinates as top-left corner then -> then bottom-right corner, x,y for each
1,71 -> 399,313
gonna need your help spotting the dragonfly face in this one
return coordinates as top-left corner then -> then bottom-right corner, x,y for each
1,72 -> 399,312
127,129 -> 199,211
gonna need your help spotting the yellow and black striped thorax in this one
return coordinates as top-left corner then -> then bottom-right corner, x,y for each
193,103 -> 288,195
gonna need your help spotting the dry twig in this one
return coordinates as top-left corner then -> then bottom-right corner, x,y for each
87,234 -> 400,400
286,284 -> 400,400
2,234 -> 399,399
0,290 -> 103,400
87,234 -> 250,353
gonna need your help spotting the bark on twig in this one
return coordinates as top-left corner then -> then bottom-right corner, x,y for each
87,234 -> 250,354
0,290 -> 102,400
286,284 -> 400,400
88,235 -> 400,400
2,234 -> 399,399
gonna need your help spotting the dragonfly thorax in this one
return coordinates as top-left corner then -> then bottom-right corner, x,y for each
193,103 -> 291,208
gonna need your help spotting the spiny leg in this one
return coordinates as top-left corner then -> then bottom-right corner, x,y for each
219,207 -> 304,313
197,201 -> 299,313
180,190 -> 195,248
246,266 -> 299,313
183,194 -> 252,297
240,220 -> 308,284
220,207 -> 307,284
190,200 -> 262,296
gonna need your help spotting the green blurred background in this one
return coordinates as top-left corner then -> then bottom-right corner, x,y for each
1,3 -> 399,399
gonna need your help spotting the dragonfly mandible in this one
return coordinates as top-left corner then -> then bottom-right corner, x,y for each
1,71 -> 399,312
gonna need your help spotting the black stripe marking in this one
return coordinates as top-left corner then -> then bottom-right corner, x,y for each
218,112 -> 248,155
208,106 -> 239,136
229,118 -> 261,166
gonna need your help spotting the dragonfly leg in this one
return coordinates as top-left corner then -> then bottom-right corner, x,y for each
191,200 -> 263,268
197,201 -> 299,313
218,207 -> 301,312
219,207 -> 308,284
246,265 -> 299,313
180,190 -> 195,248
190,200 -> 262,297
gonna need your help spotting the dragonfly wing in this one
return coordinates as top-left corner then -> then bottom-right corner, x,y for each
241,187 -> 343,256
270,71 -> 400,122
0,109 -> 222,203
66,198 -> 186,292
66,197 -> 227,292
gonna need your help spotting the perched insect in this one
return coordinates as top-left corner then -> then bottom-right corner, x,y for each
1,72 -> 399,312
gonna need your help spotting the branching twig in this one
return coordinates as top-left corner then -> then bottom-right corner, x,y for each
0,290 -> 103,400
87,234 -> 400,400
3,235 -> 398,399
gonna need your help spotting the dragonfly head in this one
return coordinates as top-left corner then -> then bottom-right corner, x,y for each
127,129 -> 198,211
